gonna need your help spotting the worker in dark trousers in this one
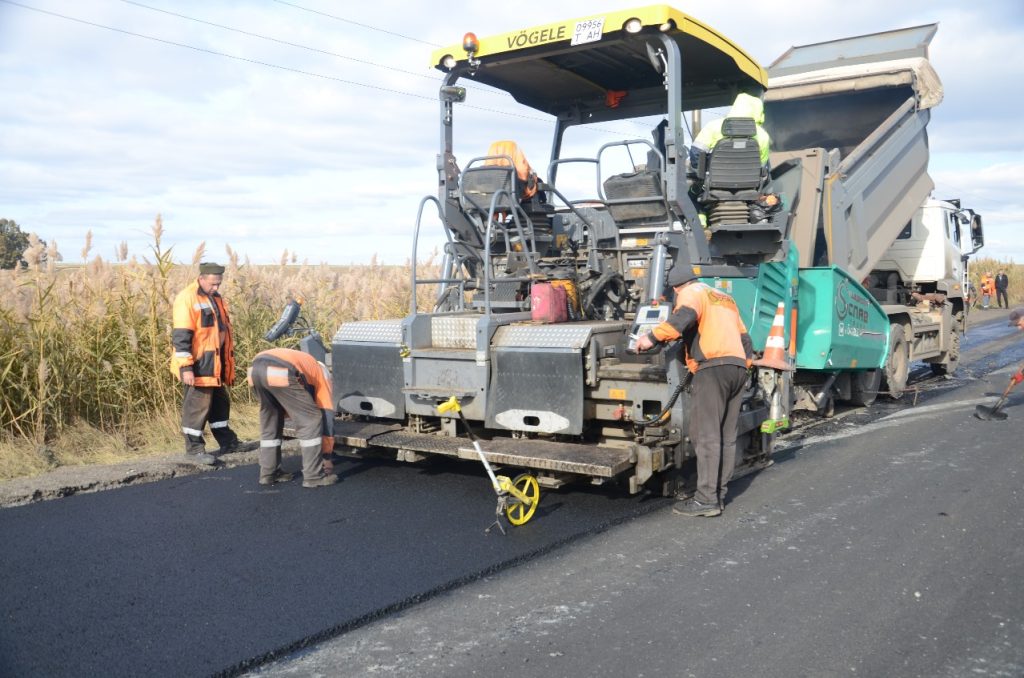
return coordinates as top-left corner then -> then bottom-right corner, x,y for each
170,262 -> 240,465
249,347 -> 337,488
995,269 -> 1009,309
635,263 -> 753,516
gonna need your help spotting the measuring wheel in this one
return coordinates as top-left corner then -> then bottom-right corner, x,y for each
504,473 -> 540,526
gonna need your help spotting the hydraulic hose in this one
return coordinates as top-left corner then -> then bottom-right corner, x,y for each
635,372 -> 692,427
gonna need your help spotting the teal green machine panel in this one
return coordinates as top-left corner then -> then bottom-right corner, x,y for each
795,267 -> 889,371
700,245 -> 799,353
700,247 -> 888,372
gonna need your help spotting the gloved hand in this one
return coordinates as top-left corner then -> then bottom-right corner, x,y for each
635,334 -> 656,352
1012,370 -> 1024,386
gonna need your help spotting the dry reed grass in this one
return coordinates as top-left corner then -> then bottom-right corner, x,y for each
0,216 -> 436,480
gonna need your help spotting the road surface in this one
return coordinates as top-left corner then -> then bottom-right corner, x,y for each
1,312 -> 1021,677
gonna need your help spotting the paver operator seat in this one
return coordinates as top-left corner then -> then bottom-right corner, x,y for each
694,116 -> 769,226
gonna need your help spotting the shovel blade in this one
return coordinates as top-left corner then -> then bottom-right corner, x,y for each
974,404 -> 1008,421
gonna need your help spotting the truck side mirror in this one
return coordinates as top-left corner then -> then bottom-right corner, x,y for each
956,209 -> 984,255
968,212 -> 984,254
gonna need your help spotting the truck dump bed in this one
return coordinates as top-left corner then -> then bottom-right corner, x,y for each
764,24 -> 941,282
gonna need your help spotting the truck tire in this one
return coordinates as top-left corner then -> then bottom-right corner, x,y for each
850,369 -> 882,406
883,323 -> 909,399
930,329 -> 960,377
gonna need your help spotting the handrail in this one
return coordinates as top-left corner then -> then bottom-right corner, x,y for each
410,194 -> 447,315
481,186 -> 544,314
595,138 -> 663,202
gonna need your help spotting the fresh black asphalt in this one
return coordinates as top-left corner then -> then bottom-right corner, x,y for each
2,313 -> 1018,677
0,457 -> 665,677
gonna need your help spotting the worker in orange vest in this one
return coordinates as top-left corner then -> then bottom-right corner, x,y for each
635,262 -> 753,517
248,347 -> 337,488
980,272 -> 996,309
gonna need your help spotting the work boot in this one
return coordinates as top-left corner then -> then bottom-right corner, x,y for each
259,468 -> 295,486
672,497 -> 722,517
215,432 -> 241,455
187,452 -> 219,466
302,473 -> 339,489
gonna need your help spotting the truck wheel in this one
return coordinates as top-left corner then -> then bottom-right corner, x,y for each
850,369 -> 882,406
930,329 -> 960,377
883,323 -> 909,399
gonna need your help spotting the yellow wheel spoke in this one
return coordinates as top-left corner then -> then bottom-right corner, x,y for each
505,474 -> 540,526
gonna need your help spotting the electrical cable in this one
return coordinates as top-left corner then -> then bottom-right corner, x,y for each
1,0 -> 439,101
1,0 -> 671,135
271,0 -> 442,47
118,0 -> 443,82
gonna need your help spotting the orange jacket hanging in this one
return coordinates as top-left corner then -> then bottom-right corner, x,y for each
169,281 -> 235,386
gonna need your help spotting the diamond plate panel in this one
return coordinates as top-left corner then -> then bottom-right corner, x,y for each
333,319 -> 403,344
331,343 -> 405,419
491,324 -> 593,349
487,349 -> 583,434
430,316 -> 478,349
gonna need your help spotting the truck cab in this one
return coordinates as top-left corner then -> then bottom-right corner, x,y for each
871,199 -> 984,309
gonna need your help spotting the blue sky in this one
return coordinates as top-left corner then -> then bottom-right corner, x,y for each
1,0 -> 1021,265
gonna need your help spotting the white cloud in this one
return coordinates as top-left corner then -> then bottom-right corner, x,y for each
0,0 -> 1021,264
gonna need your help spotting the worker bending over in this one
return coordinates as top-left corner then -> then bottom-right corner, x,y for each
635,263 -> 753,517
249,348 -> 338,488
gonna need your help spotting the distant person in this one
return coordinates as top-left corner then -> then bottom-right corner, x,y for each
170,262 -> 240,465
980,272 -> 995,309
995,269 -> 1009,309
249,347 -> 337,488
635,263 -> 753,517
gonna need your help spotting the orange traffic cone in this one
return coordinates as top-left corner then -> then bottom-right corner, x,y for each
753,301 -> 794,371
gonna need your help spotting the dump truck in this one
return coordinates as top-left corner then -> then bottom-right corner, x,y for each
324,6 -> 983,496
763,24 -> 984,408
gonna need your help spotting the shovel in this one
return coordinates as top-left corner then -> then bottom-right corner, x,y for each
974,371 -> 1023,421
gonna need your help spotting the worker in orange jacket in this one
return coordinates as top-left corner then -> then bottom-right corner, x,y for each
980,272 -> 995,309
170,262 -> 239,465
249,347 -> 337,488
635,262 -> 753,517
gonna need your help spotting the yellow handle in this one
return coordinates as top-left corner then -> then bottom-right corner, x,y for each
437,396 -> 461,415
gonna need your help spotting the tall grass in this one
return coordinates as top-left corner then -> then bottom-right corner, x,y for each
0,216 -> 437,479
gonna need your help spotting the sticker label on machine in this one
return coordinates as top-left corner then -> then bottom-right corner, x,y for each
572,17 -> 605,45
835,279 -> 876,339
